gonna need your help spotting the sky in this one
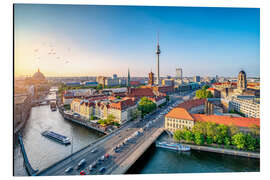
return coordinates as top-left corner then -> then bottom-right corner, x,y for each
14,4 -> 260,78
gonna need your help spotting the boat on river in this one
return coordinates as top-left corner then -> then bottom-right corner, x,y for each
156,141 -> 190,151
42,130 -> 71,145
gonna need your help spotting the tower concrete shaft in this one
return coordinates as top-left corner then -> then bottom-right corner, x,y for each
156,33 -> 161,85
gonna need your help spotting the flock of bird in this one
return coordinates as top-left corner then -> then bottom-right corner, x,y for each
33,43 -> 71,65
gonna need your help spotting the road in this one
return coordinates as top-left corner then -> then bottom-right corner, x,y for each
37,91 -> 195,176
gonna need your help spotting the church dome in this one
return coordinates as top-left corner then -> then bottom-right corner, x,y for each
32,68 -> 46,80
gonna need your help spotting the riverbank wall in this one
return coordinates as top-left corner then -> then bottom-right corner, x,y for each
182,143 -> 260,159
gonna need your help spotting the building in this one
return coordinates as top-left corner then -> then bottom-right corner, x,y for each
65,82 -> 81,87
148,71 -> 155,86
237,70 -> 247,91
230,96 -> 260,118
176,68 -> 183,80
193,76 -> 200,82
162,79 -> 174,87
84,81 -> 98,87
165,107 -> 195,131
127,68 -> 131,87
70,98 -> 137,124
177,99 -> 206,114
97,76 -> 107,87
165,107 -> 260,133
14,94 -> 32,129
105,77 -> 119,87
148,96 -> 166,107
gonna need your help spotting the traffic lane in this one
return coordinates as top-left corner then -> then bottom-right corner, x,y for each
57,127 -> 141,175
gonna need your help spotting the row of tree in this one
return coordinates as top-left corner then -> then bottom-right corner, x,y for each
138,97 -> 157,117
195,85 -> 213,99
173,121 -> 260,151
97,114 -> 120,127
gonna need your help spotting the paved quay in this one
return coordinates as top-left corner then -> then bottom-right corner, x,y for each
182,143 -> 260,159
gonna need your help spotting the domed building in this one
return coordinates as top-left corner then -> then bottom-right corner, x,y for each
32,68 -> 46,82
25,68 -> 47,86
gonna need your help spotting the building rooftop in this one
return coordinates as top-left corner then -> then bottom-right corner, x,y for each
192,114 -> 260,128
165,107 -> 194,121
177,99 -> 206,111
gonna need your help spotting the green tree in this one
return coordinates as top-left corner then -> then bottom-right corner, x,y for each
232,132 -> 246,150
192,121 -> 207,135
206,135 -> 214,145
249,124 -> 260,138
205,122 -> 217,137
116,96 -> 121,99
245,134 -> 257,151
96,84 -> 103,90
184,130 -> 194,142
224,137 -> 231,148
107,114 -> 116,124
228,124 -> 239,136
138,97 -> 157,116
194,132 -> 205,145
173,130 -> 183,142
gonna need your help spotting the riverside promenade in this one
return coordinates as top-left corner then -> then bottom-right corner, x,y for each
182,143 -> 260,158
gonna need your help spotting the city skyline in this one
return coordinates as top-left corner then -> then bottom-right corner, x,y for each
15,4 -> 260,77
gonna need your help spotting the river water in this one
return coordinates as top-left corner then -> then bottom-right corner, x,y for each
13,88 -> 103,176
126,133 -> 260,174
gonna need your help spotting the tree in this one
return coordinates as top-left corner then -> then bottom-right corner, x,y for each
249,124 -> 260,138
228,124 -> 239,136
192,121 -> 207,135
184,130 -> 194,142
107,114 -> 116,124
245,134 -> 257,151
96,84 -> 103,90
205,122 -> 217,137
194,132 -> 205,145
195,88 -> 213,99
232,132 -> 246,150
206,135 -> 213,145
116,96 -> 121,99
224,137 -> 231,148
173,130 -> 183,142
138,97 -> 157,116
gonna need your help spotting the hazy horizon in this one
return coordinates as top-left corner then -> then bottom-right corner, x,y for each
14,4 -> 260,78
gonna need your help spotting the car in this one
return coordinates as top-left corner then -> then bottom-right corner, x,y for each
80,170 -> 86,175
64,166 -> 73,173
77,159 -> 86,169
99,167 -> 106,173
91,149 -> 97,153
88,165 -> 93,171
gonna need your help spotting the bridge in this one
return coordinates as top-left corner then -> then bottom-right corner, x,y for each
18,132 -> 39,176
34,92 -> 193,176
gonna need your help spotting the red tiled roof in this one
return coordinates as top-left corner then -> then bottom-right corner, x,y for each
130,81 -> 141,86
192,114 -> 260,128
110,98 -> 136,110
128,87 -> 155,97
207,87 -> 215,91
178,99 -> 206,111
165,107 -> 194,121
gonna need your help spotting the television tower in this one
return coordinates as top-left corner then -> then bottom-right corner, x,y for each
156,32 -> 161,85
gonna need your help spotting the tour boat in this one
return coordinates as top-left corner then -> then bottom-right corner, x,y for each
156,141 -> 190,151
42,130 -> 71,145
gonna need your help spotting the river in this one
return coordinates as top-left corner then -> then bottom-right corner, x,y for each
13,87 -> 103,176
126,133 -> 260,174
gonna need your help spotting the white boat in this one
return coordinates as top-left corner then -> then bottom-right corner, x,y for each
156,141 -> 190,151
